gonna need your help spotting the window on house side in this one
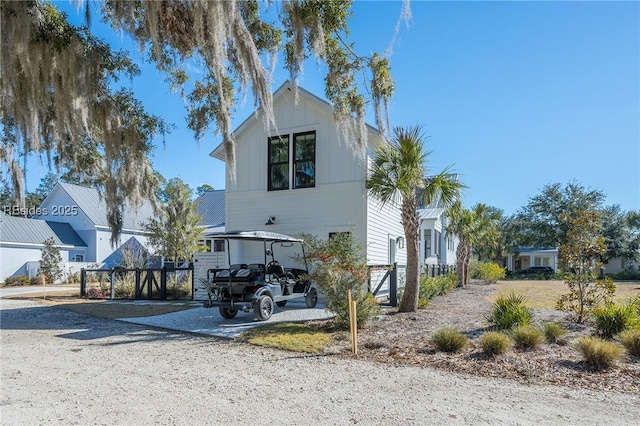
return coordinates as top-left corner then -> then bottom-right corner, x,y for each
293,131 -> 316,188
268,135 -> 290,191
213,240 -> 225,252
74,254 -> 84,262
329,231 -> 351,240
424,229 -> 432,258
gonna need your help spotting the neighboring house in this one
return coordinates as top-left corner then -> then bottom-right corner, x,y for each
33,182 -> 154,263
0,212 -> 88,281
603,257 -> 638,275
418,206 -> 458,268
506,247 -> 559,272
207,80 -> 406,273
0,182 -> 156,282
195,189 -> 226,235
194,189 -> 226,267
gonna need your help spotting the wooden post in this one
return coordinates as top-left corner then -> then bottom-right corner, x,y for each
389,263 -> 398,307
110,270 -> 115,300
41,274 -> 46,300
348,289 -> 358,355
80,268 -> 86,297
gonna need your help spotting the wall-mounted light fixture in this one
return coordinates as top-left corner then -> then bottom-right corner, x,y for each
265,216 -> 276,226
396,236 -> 405,249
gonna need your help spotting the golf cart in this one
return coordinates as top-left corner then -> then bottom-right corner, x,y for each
203,231 -> 318,321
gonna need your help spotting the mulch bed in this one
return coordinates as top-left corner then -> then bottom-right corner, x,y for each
319,282 -> 640,394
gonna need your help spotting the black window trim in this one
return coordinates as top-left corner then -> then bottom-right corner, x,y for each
268,135 -> 290,191
292,130 -> 316,189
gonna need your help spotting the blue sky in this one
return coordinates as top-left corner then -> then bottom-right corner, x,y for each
32,1 -> 639,215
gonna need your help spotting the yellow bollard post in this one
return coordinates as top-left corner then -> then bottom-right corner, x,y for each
351,299 -> 358,355
347,289 -> 357,355
41,274 -> 46,300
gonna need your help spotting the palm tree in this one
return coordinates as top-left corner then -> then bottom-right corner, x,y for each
446,202 -> 501,287
366,125 -> 463,312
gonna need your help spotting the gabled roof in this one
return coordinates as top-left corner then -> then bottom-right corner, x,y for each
194,190 -> 225,228
210,80 -> 381,161
101,236 -> 149,268
0,212 -> 86,247
44,182 -> 154,230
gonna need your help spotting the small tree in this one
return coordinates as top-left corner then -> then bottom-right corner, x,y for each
556,210 -> 615,323
144,178 -> 203,263
299,232 -> 380,329
39,237 -> 62,284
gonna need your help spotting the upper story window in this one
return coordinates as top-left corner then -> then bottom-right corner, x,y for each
268,131 -> 315,191
294,132 -> 316,188
268,135 -> 290,191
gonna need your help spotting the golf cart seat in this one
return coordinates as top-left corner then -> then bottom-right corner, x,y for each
267,263 -> 285,276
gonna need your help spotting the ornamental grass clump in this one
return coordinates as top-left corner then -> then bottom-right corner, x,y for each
431,328 -> 468,353
486,292 -> 533,330
542,322 -> 566,344
593,302 -> 640,339
480,331 -> 511,355
576,337 -> 623,370
619,329 -> 640,357
511,325 -> 543,350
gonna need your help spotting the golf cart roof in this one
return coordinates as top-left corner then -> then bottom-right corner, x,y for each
203,230 -> 302,243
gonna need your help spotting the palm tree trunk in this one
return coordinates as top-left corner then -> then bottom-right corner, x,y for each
398,199 -> 420,312
456,242 -> 466,287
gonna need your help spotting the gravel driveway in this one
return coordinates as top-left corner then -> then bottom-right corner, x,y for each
1,297 -> 639,425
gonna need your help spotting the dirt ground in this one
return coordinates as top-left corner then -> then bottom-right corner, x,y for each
325,280 -> 640,394
8,280 -> 640,394
5,290 -> 196,319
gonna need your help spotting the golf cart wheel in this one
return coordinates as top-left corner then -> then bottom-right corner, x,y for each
254,295 -> 274,321
276,300 -> 287,307
219,307 -> 238,319
305,288 -> 318,308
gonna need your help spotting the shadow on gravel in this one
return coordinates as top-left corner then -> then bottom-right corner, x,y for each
0,304 -> 212,344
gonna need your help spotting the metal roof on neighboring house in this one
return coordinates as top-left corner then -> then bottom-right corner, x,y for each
516,247 -> 558,253
419,207 -> 445,220
195,190 -> 225,228
53,182 -> 155,230
46,221 -> 88,246
0,213 -> 86,247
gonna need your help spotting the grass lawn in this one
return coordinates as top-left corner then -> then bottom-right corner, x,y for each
494,280 -> 640,309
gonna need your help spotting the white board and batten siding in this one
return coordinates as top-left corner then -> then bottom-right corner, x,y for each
193,252 -> 228,302
366,194 -> 407,298
213,81 -> 406,297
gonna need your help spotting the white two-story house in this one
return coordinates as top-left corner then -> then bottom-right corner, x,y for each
206,81 -> 406,278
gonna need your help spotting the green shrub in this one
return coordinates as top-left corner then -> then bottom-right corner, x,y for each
485,292 -> 533,330
2,275 -> 31,287
418,273 -> 457,308
542,322 -> 566,344
476,263 -> 506,283
606,270 -> 640,281
511,325 -> 543,350
576,337 -> 623,369
298,232 -> 381,329
619,329 -> 640,357
431,328 -> 468,353
592,302 -> 640,339
481,331 -> 511,355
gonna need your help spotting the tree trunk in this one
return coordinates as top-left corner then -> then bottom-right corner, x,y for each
456,242 -> 466,287
398,199 -> 420,312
